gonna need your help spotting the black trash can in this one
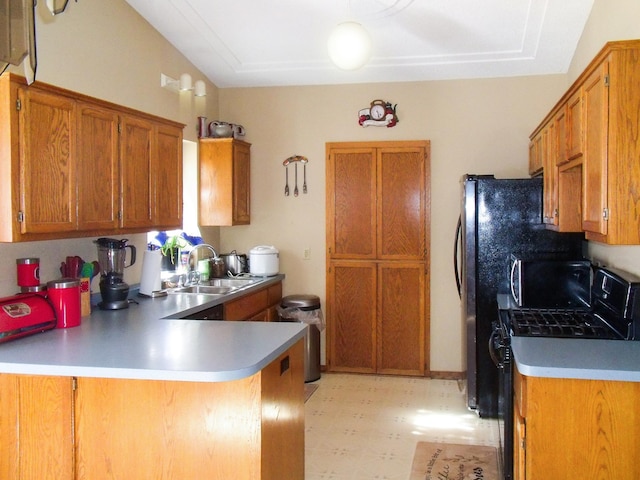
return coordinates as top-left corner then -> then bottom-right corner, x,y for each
278,294 -> 322,383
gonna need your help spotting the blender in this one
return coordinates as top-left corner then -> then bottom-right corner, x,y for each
95,238 -> 137,310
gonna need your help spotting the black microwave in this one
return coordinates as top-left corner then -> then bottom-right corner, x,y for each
509,254 -> 592,308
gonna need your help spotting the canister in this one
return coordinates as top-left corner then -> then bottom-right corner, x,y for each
249,245 -> 279,276
47,279 -> 81,328
16,258 -> 40,287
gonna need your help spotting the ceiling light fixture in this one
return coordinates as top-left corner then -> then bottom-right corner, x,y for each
160,73 -> 206,97
327,21 -> 371,70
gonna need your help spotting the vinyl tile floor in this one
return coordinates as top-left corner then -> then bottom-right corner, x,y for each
304,373 -> 499,480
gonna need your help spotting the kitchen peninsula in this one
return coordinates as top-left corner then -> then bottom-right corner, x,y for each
0,278 -> 306,480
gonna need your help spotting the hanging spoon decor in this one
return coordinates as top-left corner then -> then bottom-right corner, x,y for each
301,157 -> 308,194
283,155 -> 309,197
283,157 -> 291,196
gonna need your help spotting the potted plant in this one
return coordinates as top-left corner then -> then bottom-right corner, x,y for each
160,235 -> 190,271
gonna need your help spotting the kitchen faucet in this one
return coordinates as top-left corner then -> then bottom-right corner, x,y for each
187,244 -> 219,285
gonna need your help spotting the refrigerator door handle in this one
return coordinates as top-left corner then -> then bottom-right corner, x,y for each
454,215 -> 462,298
510,260 -> 519,305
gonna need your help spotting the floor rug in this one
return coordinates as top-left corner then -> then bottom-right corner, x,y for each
410,442 -> 499,480
304,383 -> 319,403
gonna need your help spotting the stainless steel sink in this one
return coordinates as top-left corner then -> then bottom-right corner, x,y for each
205,278 -> 260,287
169,285 -> 235,295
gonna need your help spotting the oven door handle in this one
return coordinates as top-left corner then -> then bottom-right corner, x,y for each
488,328 -> 505,369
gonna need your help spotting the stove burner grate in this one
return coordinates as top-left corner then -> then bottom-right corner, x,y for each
508,309 -> 622,339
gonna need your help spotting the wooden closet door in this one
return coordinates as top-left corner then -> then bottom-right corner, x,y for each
327,261 -> 377,373
326,148 -> 377,259
377,262 -> 425,375
377,147 -> 427,260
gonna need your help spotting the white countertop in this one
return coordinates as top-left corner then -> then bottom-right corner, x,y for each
0,276 -> 307,383
511,336 -> 640,382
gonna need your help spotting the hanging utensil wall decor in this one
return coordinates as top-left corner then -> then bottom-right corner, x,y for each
283,155 -> 309,197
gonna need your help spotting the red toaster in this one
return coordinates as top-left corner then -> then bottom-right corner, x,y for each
0,293 -> 57,343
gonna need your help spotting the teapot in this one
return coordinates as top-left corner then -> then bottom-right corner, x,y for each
208,121 -> 233,138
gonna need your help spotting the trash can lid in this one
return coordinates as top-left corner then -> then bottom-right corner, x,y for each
281,294 -> 320,309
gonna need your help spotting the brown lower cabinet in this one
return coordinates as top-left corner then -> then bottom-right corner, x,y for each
513,365 -> 640,479
0,340 -> 304,480
224,281 -> 282,321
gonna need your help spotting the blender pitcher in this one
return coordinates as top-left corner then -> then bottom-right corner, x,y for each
94,238 -> 136,310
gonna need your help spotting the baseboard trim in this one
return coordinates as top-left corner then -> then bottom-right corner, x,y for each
320,366 -> 465,381
428,371 -> 465,380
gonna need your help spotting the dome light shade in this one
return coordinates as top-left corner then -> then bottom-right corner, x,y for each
327,21 -> 371,70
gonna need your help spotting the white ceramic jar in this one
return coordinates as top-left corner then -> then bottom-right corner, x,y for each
249,245 -> 279,276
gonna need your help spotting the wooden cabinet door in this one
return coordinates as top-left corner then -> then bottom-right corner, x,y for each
77,103 -> 120,231
261,342 -> 305,480
556,162 -> 583,232
555,105 -> 568,166
18,86 -> 77,234
326,147 -> 377,259
76,376 -> 264,480
377,147 -> 427,261
120,115 -> 154,229
582,60 -> 609,237
513,407 -> 526,480
232,140 -> 251,224
328,261 -> 376,373
542,122 -> 558,226
567,88 -> 584,161
154,123 -> 183,229
377,262 -> 425,375
0,374 -> 74,480
199,139 -> 251,226
528,133 -> 543,175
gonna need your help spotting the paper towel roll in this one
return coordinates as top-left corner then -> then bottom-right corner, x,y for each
139,250 -> 162,296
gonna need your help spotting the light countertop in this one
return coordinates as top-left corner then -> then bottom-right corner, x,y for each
0,275 -> 307,383
511,333 -> 640,382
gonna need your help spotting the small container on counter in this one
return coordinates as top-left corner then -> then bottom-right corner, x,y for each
211,257 -> 226,278
47,278 -> 81,328
16,258 -> 40,287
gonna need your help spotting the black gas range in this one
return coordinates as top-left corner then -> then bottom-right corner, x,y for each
492,265 -> 640,480
501,266 -> 640,341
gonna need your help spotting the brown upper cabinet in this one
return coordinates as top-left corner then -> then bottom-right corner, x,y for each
198,138 -> 251,226
530,40 -> 640,244
0,74 -> 184,242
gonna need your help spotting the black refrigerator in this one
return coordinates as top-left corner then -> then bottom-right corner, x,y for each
454,174 -> 584,418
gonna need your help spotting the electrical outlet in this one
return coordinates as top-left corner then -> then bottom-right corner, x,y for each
303,248 -> 311,260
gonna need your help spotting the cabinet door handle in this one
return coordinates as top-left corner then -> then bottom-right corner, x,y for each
280,355 -> 290,375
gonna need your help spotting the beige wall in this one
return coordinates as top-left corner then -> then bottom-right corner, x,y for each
2,0 -> 219,295
217,76 -> 567,371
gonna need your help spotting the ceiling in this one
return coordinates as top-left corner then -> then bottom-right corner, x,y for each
124,0 -> 595,88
